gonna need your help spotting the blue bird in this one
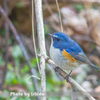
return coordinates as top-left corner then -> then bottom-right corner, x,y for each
49,32 -> 98,81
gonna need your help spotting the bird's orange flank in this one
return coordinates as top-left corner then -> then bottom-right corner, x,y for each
62,49 -> 76,62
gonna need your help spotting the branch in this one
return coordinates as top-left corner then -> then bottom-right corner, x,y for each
0,6 -> 40,100
34,0 -> 46,100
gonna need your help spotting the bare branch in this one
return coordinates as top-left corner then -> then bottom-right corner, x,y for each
34,0 -> 46,100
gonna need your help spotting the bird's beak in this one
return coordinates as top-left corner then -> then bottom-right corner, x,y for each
48,33 -> 53,37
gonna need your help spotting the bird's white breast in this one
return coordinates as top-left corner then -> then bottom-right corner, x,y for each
49,42 -> 80,72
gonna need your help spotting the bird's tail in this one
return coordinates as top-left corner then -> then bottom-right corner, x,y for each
91,63 -> 99,70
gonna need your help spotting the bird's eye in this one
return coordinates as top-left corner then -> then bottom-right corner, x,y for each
57,38 -> 60,41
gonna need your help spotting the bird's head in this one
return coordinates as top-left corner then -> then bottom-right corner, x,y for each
49,32 -> 70,50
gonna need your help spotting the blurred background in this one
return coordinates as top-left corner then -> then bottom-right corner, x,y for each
0,0 -> 100,100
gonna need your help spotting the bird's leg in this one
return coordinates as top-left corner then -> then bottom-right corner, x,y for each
54,67 -> 72,82
65,70 -> 72,82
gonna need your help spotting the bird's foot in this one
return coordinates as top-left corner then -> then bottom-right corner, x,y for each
65,70 -> 72,82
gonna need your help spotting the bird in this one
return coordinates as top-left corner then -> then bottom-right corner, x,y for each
49,32 -> 98,81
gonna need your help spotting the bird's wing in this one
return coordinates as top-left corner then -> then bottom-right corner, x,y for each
64,39 -> 92,64
64,49 -> 98,69
62,38 -> 98,69
63,48 -> 90,63
69,52 -> 91,64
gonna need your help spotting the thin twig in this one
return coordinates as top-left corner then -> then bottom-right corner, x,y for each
0,6 -> 39,97
31,1 -> 41,99
55,0 -> 63,32
32,0 -> 41,75
34,0 -> 46,100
